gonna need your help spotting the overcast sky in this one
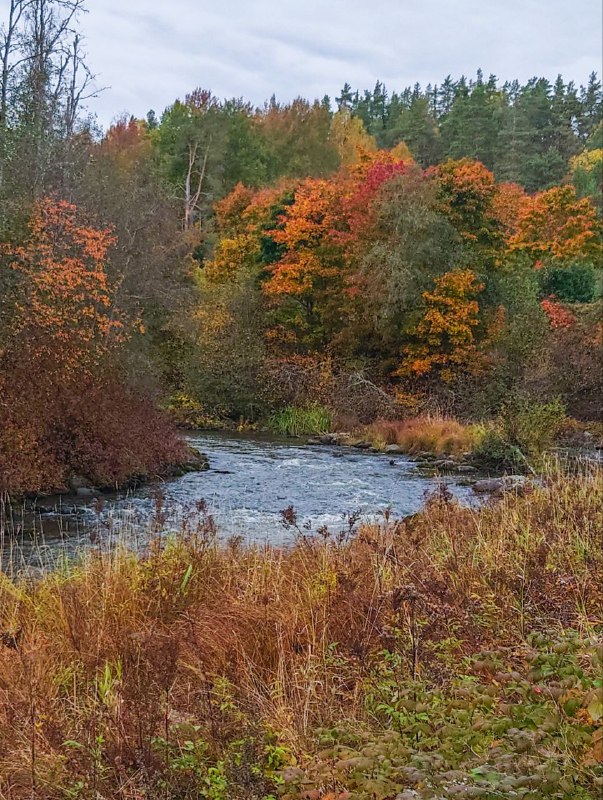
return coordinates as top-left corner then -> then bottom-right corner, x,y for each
82,0 -> 603,128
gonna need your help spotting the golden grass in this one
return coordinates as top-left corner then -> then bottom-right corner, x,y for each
0,465 -> 601,797
366,415 -> 483,456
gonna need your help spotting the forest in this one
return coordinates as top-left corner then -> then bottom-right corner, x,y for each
0,1 -> 602,494
0,2 -> 602,799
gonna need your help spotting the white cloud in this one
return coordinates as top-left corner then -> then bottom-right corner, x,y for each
80,0 -> 603,128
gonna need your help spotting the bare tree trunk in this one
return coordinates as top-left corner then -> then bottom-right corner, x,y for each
25,0 -> 88,194
184,139 -> 209,229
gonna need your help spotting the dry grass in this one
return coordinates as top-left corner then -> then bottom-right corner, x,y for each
0,466 -> 601,798
365,415 -> 483,456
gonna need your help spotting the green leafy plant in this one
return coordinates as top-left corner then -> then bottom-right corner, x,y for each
268,404 -> 332,436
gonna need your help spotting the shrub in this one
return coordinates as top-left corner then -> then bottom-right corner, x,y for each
472,427 -> 531,473
499,395 -> 567,458
261,356 -> 399,425
0,372 -> 188,494
268,404 -> 332,436
164,393 -> 228,429
473,396 -> 567,472
540,263 -> 597,303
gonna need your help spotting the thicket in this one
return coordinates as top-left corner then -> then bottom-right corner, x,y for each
188,154 -> 602,429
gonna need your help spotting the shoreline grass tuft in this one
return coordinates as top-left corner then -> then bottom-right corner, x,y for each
269,404 -> 333,437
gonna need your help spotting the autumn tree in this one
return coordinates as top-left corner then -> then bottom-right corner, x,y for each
435,159 -> 502,257
509,185 -> 601,265
569,148 -> 603,213
0,198 -> 185,493
398,269 -> 485,386
355,166 -> 459,367
329,108 -> 376,166
5,197 -> 119,374
257,96 -> 340,180
262,177 -> 346,351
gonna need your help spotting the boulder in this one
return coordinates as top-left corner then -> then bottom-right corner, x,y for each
433,459 -> 458,470
352,440 -> 373,450
385,444 -> 403,454
473,478 -> 506,494
473,475 -> 530,495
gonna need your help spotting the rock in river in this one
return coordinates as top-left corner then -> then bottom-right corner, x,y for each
472,475 -> 531,496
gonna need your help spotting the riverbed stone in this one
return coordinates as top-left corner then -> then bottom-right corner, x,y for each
385,444 -> 403,454
319,433 -> 338,445
473,475 -> 530,495
473,478 -> 505,493
433,458 -> 458,470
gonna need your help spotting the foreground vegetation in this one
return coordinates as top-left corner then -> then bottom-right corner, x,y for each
0,467 -> 601,799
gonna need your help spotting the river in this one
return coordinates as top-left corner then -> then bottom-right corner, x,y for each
1,431 -> 476,570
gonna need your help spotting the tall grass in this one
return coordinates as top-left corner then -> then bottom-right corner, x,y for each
366,415 -> 483,455
0,465 -> 601,798
268,404 -> 332,437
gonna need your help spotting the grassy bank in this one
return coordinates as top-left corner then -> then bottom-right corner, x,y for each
269,406 -> 333,437
0,466 -> 601,798
364,416 -> 483,456
358,403 -> 602,472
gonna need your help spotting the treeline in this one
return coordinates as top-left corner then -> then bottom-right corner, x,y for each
0,0 -> 602,494
337,72 -> 603,190
144,71 -> 603,227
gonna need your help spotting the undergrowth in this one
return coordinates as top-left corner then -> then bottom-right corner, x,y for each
0,466 -> 601,798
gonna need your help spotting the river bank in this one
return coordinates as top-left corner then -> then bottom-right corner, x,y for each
0,466 -> 600,799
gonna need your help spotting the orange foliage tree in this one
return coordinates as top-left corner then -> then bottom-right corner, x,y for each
0,198 -> 185,494
434,159 -> 501,251
492,182 -> 528,238
6,198 -> 120,375
509,185 -> 602,265
265,178 -> 345,297
261,151 -> 412,350
203,181 -> 296,284
398,269 -> 485,384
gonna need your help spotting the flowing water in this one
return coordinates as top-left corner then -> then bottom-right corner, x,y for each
2,431 -> 476,570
